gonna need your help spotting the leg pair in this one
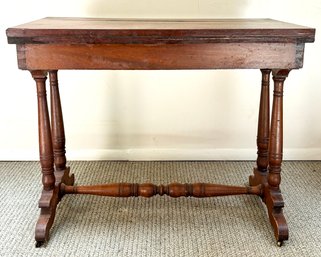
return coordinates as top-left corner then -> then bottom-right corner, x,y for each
250,69 -> 290,246
31,69 -> 290,246
31,70 -> 74,247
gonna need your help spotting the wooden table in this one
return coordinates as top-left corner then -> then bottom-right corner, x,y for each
6,17 -> 315,247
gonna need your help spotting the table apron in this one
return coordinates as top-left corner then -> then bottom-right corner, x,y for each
17,42 -> 304,70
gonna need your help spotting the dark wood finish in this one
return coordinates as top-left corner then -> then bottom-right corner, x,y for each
31,71 -> 55,191
50,70 -> 67,171
256,69 -> 271,173
266,69 -> 290,245
249,69 -> 271,187
35,167 -> 75,248
268,69 -> 289,189
7,18 -> 315,247
61,182 -> 262,198
250,69 -> 290,246
31,70 -> 75,247
16,43 -> 302,70
6,17 -> 315,44
7,18 -> 314,70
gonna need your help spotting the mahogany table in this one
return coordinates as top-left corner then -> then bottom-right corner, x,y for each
6,17 -> 315,247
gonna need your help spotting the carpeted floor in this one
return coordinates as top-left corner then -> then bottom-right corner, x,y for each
1,161 -> 321,257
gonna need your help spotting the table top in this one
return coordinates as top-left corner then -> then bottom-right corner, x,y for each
6,17 -> 315,44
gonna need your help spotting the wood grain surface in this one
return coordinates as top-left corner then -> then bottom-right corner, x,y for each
6,17 -> 315,44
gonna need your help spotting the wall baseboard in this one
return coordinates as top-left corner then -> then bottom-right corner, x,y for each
1,148 -> 321,161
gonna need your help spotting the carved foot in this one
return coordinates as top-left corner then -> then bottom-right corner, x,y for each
35,167 -> 75,247
249,169 -> 288,245
35,187 -> 59,246
265,187 -> 288,245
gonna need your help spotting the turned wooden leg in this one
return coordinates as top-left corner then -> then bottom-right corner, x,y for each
50,70 -> 67,171
265,69 -> 290,246
49,70 -> 74,192
32,70 -> 57,247
249,69 -> 271,189
33,71 -> 55,191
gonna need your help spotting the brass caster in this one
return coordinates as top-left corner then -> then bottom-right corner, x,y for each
277,241 -> 283,247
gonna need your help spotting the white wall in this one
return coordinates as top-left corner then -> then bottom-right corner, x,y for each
1,0 -> 320,160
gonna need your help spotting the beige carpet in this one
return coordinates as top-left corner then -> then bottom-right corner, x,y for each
1,161 -> 321,257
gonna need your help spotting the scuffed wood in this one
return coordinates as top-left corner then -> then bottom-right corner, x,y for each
22,43 -> 299,70
295,43 -> 305,68
6,17 -> 315,44
16,45 -> 27,69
